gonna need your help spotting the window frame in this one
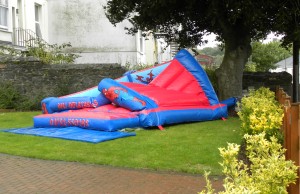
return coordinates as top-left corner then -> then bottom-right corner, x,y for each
0,0 -> 9,29
34,3 -> 42,37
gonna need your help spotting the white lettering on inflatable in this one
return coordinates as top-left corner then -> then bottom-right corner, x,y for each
49,118 -> 90,128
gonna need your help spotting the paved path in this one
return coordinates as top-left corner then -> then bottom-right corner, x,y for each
0,153 -> 223,194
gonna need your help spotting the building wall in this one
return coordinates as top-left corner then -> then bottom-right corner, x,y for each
144,35 -> 172,65
21,0 -> 48,40
47,0 -> 144,65
0,0 -> 48,44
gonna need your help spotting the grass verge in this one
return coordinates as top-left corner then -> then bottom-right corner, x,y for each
0,112 -> 241,175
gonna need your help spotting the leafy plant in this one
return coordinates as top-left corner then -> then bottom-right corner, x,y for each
250,41 -> 292,72
237,87 -> 284,141
244,62 -> 257,72
124,62 -> 155,71
14,94 -> 45,111
0,40 -> 79,64
0,81 -> 44,111
0,45 -> 21,56
199,133 -> 298,194
0,82 -> 21,109
25,39 -> 80,64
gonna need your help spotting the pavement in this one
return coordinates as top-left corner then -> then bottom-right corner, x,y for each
0,153 -> 224,194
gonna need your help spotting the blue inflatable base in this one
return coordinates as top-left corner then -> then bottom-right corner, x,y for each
3,127 -> 136,143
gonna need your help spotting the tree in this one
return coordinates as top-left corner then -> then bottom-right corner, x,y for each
250,41 -> 292,72
104,0 -> 279,100
272,1 -> 300,102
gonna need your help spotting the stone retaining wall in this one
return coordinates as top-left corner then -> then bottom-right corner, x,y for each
0,62 -> 126,99
243,71 -> 292,96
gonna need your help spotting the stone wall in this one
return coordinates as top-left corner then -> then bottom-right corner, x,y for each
0,62 -> 126,99
243,71 -> 293,96
0,62 -> 294,102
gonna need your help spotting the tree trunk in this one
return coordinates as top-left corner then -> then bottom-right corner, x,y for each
216,38 -> 252,101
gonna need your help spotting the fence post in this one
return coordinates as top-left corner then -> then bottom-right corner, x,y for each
289,103 -> 300,194
284,101 -> 291,159
276,87 -> 299,194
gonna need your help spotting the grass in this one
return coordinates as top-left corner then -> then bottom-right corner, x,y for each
0,111 -> 242,175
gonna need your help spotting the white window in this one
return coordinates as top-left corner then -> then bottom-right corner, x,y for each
0,0 -> 8,29
139,30 -> 144,53
35,3 -> 42,37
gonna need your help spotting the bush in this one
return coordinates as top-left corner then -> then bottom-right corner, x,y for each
26,40 -> 80,64
244,62 -> 257,72
237,87 -> 283,141
124,62 -> 155,71
0,82 -> 21,109
0,82 -> 43,111
14,95 -> 44,111
0,40 -> 79,64
199,133 -> 298,194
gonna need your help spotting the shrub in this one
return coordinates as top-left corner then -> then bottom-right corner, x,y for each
244,62 -> 257,72
199,133 -> 298,194
0,40 -> 79,64
14,95 -> 44,111
237,87 -> 283,141
0,81 -> 43,111
125,62 -> 154,71
0,82 -> 21,109
26,40 -> 80,64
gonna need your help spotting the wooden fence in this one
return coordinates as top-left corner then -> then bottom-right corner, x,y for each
276,87 -> 300,194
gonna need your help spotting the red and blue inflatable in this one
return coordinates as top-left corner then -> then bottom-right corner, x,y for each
34,49 -> 231,133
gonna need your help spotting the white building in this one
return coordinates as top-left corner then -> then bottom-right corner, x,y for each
1,0 -> 172,65
271,56 -> 300,83
47,0 -> 173,65
0,0 -> 48,46
272,56 -> 294,75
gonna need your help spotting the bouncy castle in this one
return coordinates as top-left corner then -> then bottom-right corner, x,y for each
7,49 -> 234,143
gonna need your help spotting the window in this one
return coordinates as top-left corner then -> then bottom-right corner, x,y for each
0,0 -> 8,29
139,30 -> 144,53
35,3 -> 42,37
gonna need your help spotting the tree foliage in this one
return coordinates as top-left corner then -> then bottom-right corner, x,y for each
250,41 -> 292,72
104,0 -> 299,100
105,0 -> 272,48
272,1 -> 300,45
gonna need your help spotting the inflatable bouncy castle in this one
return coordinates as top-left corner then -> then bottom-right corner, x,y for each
6,49 -> 235,143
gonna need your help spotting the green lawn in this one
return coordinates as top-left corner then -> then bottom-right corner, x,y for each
0,111 -> 241,175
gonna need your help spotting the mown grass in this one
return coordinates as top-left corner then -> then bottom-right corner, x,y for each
0,112 -> 241,175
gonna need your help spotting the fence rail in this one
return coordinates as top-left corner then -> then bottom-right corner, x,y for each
276,87 -> 300,194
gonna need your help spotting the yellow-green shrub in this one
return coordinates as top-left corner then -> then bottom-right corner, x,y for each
237,87 -> 283,141
199,133 -> 298,194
